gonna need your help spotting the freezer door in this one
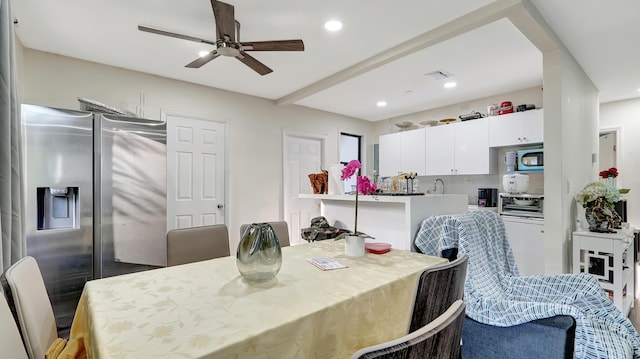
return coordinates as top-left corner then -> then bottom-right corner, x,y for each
22,104 -> 94,329
95,114 -> 167,278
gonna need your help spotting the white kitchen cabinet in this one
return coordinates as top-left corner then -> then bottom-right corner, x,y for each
503,216 -> 545,276
572,230 -> 635,315
379,132 -> 402,176
379,129 -> 426,177
424,124 -> 455,176
489,109 -> 544,147
425,118 -> 496,175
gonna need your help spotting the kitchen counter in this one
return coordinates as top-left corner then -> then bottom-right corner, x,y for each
299,194 -> 468,250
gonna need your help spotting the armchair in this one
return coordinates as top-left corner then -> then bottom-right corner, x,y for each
440,248 -> 576,359
415,211 -> 640,358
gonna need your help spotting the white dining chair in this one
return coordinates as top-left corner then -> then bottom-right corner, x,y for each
166,224 -> 231,266
4,256 -> 58,359
240,221 -> 290,247
0,292 -> 29,359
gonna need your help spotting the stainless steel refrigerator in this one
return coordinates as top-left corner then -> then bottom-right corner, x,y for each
21,104 -> 167,330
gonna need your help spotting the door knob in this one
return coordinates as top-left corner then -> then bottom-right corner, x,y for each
217,204 -> 224,209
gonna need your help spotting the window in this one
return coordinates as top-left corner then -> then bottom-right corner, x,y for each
339,133 -> 361,193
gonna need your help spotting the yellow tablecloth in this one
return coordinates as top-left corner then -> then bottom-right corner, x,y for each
70,240 -> 446,359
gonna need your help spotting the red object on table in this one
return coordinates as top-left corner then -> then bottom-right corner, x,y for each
365,242 -> 392,254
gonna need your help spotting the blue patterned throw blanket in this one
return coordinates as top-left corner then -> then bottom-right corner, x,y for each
414,210 -> 640,359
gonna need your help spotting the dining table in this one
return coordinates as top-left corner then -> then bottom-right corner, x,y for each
69,239 -> 447,358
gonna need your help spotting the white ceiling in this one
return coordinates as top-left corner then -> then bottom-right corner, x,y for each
12,0 -> 640,121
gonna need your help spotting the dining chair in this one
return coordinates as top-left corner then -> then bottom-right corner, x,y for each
409,253 -> 468,332
0,292 -> 29,359
351,299 -> 466,359
240,221 -> 290,247
166,224 -> 231,266
4,256 -> 59,359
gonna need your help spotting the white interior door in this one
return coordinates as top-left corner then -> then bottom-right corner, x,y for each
283,133 -> 324,245
165,113 -> 225,230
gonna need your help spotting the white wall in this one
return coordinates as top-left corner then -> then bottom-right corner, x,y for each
543,48 -> 599,274
600,98 -> 640,226
372,86 -> 543,137
20,49 -> 375,251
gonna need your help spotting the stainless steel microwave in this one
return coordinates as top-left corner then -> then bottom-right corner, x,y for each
517,149 -> 543,172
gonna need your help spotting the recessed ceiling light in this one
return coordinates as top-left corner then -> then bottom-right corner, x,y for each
377,101 -> 387,107
324,20 -> 343,32
637,88 -> 640,92
444,81 -> 457,88
198,50 -> 210,58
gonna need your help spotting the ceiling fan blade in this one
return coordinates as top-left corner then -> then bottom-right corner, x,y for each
138,25 -> 216,46
236,52 -> 273,75
185,50 -> 221,68
241,40 -> 305,52
211,0 -> 235,42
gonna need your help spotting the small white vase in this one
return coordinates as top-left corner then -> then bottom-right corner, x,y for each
345,235 -> 365,257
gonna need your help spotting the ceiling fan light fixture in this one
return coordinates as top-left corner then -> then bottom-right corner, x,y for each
324,20 -> 343,32
444,81 -> 457,89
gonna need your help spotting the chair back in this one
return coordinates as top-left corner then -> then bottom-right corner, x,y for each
166,224 -> 231,266
351,300 -> 466,359
4,256 -> 58,359
240,221 -> 290,247
0,293 -> 29,359
409,254 -> 468,332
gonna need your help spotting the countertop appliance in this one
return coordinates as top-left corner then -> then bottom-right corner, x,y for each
478,188 -> 498,207
505,151 -> 517,172
499,193 -> 544,219
518,148 -> 544,172
502,173 -> 530,194
498,101 -> 514,115
22,104 -> 167,330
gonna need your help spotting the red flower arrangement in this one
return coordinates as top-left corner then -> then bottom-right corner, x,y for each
599,167 -> 619,179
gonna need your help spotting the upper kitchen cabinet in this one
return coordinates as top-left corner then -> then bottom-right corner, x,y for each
379,128 -> 426,177
489,109 -> 544,147
425,118 -> 497,176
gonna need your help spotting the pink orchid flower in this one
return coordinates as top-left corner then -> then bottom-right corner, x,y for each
341,160 -> 361,180
357,176 -> 377,195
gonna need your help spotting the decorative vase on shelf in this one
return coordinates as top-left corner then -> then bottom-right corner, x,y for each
344,235 -> 365,257
584,197 -> 621,233
603,177 -> 616,187
237,223 -> 282,283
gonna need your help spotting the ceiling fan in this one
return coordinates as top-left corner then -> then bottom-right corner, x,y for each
138,0 -> 304,75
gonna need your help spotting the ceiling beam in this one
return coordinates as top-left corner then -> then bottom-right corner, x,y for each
506,0 -> 561,53
276,0 -> 526,106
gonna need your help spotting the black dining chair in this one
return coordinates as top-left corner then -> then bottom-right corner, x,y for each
409,254 -> 468,332
351,300 -> 466,359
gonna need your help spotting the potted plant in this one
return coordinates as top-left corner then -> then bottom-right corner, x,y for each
337,160 -> 376,256
575,182 -> 622,233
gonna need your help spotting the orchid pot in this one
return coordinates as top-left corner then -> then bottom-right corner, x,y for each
344,235 -> 366,257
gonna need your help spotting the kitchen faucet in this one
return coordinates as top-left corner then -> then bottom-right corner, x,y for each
433,178 -> 445,194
